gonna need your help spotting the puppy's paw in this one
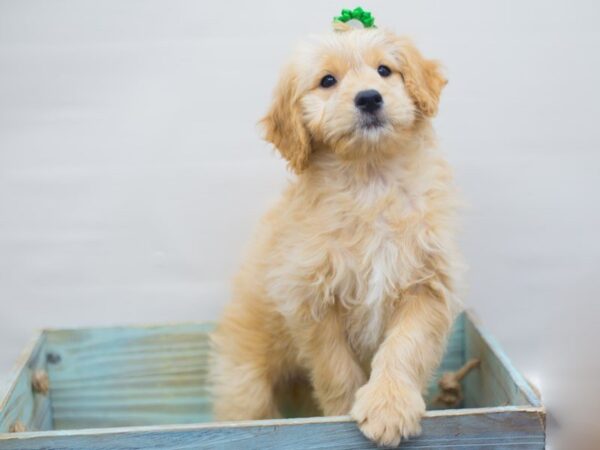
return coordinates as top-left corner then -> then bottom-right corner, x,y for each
351,380 -> 425,447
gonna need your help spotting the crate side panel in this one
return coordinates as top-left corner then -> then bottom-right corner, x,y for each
44,315 -> 468,429
45,324 -> 214,429
0,333 -> 52,432
0,409 -> 545,450
463,317 -> 532,407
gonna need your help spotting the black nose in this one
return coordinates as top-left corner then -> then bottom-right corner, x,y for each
354,89 -> 383,113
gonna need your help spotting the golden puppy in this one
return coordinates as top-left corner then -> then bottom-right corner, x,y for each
212,26 -> 462,447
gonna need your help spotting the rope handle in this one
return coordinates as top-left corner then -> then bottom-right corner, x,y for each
9,420 -> 27,433
435,358 -> 480,407
31,369 -> 50,395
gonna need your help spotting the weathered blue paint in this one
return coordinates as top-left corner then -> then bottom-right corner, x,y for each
45,323 -> 214,429
0,312 -> 545,449
0,332 -> 52,433
0,408 -> 545,449
466,314 -> 541,407
462,314 -> 541,408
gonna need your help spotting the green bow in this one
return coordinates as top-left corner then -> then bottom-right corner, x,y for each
334,7 -> 375,28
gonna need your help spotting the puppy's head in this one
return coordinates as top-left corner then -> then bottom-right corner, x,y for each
262,29 -> 447,173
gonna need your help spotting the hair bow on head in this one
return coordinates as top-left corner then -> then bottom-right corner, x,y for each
333,7 -> 376,29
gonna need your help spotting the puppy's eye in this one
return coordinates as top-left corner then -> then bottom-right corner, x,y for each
320,74 -> 337,88
377,65 -> 392,78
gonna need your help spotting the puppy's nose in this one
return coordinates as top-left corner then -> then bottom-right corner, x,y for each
354,89 -> 383,113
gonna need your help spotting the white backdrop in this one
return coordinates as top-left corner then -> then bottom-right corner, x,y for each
1,1 -> 599,448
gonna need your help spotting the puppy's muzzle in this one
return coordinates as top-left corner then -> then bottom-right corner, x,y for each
354,89 -> 383,114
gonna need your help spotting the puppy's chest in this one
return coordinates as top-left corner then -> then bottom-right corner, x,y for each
329,184 -> 425,291
325,188 -> 426,354
272,180 -> 434,354
342,238 -> 400,356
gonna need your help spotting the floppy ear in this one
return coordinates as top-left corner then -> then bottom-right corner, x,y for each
396,38 -> 447,117
261,66 -> 311,174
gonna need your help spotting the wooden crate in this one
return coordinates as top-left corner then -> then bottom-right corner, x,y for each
0,311 -> 544,449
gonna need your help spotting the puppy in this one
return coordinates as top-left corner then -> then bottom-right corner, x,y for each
212,25 -> 462,447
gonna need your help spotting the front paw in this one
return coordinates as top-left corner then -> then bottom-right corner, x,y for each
351,380 -> 425,447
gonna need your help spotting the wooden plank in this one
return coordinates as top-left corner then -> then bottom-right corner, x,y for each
45,323 -> 215,429
0,407 -> 545,450
463,311 -> 541,408
0,331 -> 52,433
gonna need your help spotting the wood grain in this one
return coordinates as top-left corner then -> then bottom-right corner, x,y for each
462,313 -> 541,408
0,332 -> 52,433
45,323 -> 214,429
0,312 -> 544,449
43,316 -> 470,429
0,408 -> 545,449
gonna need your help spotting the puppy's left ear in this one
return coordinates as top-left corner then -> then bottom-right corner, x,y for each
261,65 -> 311,174
393,36 -> 447,117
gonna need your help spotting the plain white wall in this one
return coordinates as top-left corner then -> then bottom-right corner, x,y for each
1,1 -> 599,448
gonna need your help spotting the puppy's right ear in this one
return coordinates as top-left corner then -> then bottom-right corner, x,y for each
261,66 -> 311,174
390,35 -> 447,118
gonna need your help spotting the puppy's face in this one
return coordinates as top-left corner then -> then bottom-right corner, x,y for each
263,29 -> 447,173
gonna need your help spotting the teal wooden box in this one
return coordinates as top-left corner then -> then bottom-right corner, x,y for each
0,312 -> 544,449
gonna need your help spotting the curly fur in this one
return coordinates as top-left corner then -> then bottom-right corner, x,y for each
211,27 -> 462,447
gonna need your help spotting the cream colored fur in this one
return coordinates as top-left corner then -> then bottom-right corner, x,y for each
212,27 -> 462,447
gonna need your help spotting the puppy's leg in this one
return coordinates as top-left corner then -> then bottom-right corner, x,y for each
212,354 -> 281,421
291,305 -> 367,416
211,298 -> 286,421
351,281 -> 453,447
